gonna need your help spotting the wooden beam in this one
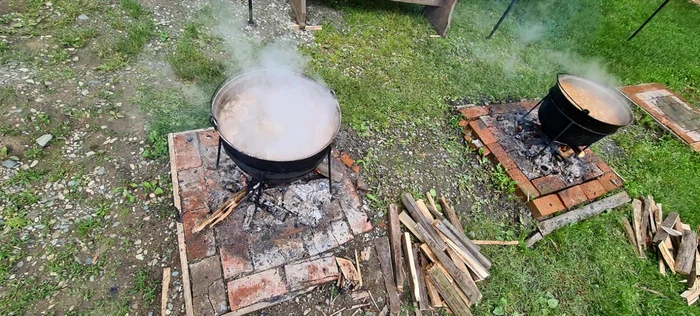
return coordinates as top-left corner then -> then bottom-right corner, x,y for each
443,237 -> 489,280
471,240 -> 518,246
439,195 -> 464,232
399,211 -> 425,242
435,220 -> 491,269
425,276 -> 443,308
426,265 -> 473,316
388,204 -> 405,292
675,230 -> 698,275
652,212 -> 679,244
424,0 -> 457,37
403,233 -> 422,304
289,0 -> 307,28
632,199 -> 647,258
419,244 -> 454,284
538,191 -> 632,236
176,222 -> 195,316
416,200 -> 435,222
402,193 -> 446,251
375,237 -> 401,314
161,267 -> 171,316
646,195 -> 657,234
659,241 -> 676,274
621,218 -> 641,257
413,244 -> 430,311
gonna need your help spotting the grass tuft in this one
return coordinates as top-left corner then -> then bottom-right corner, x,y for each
167,23 -> 226,90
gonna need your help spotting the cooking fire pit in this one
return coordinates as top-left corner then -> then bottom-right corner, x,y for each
210,69 -> 341,203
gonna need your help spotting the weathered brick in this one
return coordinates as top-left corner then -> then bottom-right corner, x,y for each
468,119 -> 497,145
182,208 -> 216,261
337,178 -> 372,234
340,152 -> 354,168
190,255 -> 222,298
598,172 -> 623,192
458,120 -> 469,127
303,224 -> 339,256
178,167 -> 207,205
181,193 -> 208,213
531,175 -> 567,195
580,180 -> 606,200
193,279 -> 228,316
507,168 -> 540,199
528,194 -> 566,218
488,102 -> 526,115
173,133 -> 202,171
330,220 -> 354,245
486,142 -> 517,171
227,268 -> 288,311
198,129 -> 220,149
557,185 -> 587,209
284,256 -> 339,291
459,106 -> 489,119
251,237 -> 307,271
582,162 -> 604,181
216,211 -> 253,279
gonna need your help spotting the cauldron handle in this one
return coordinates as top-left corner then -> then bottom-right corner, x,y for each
209,115 -> 219,130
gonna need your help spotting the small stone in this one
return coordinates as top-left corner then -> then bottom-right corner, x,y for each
19,68 -> 29,72
36,134 -> 53,147
85,151 -> 95,157
77,14 -> 88,21
171,271 -> 179,277
80,89 -> 89,96
30,160 -> 38,168
96,166 -> 106,175
2,160 -> 18,169
84,258 -> 92,265
72,56 -> 79,62
135,254 -> 144,260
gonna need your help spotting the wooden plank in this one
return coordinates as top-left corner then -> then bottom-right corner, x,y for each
425,276 -> 443,308
621,218 -> 641,257
402,193 -> 446,251
426,192 -> 439,214
390,0 -> 442,6
538,191 -> 632,236
421,225 -> 482,303
375,237 -> 401,314
399,211 -> 425,242
675,229 -> 698,275
472,240 -> 518,246
403,233 -> 422,304
640,203 -> 651,249
439,196 -> 464,232
420,244 -> 454,284
176,222 -> 195,316
632,199 -> 646,259
652,212 -> 679,244
426,265 -> 473,316
413,244 -> 430,311
443,237 -> 490,280
161,267 -> 171,316
435,220 -> 491,269
661,226 -> 682,237
445,241 -> 470,276
424,0 -> 457,37
416,199 -> 435,222
659,241 -> 676,274
289,0 -> 307,28
646,196 -> 657,234
388,204 -> 405,292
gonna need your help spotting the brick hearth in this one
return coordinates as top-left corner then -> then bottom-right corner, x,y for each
459,101 -> 624,219
169,128 -> 373,315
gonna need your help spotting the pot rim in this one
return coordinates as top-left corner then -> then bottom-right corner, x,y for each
555,73 -> 634,127
210,69 -> 341,163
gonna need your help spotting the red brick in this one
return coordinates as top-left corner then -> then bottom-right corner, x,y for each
468,119 -> 497,145
459,106 -> 489,119
488,103 -> 525,115
528,194 -> 566,218
227,268 -> 288,311
178,167 -> 207,203
580,180 -> 606,200
557,185 -> 588,209
486,142 -> 517,171
458,120 -> 469,127
173,133 -> 202,171
181,193 -> 208,213
507,168 -> 540,199
340,152 -> 354,168
520,100 -> 540,111
216,211 -> 253,279
596,160 -> 612,174
531,175 -> 568,195
182,208 -> 216,261
582,163 -> 604,181
598,172 -> 623,191
198,129 -> 220,149
189,255 -> 222,298
338,178 -> 373,234
693,142 -> 700,152
284,256 -> 339,291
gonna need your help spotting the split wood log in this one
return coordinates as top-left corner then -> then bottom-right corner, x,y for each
374,237 -> 401,314
632,199 -> 646,258
402,193 -> 447,251
426,192 -> 438,214
403,233 -> 421,304
336,257 -> 361,284
538,191 -> 631,236
413,244 -> 430,311
399,211 -> 425,242
659,250 -> 666,276
426,203 -> 445,221
420,225 -> 482,303
416,200 -> 435,222
161,267 -> 171,316
445,241 -> 471,276
388,204 -> 405,291
426,265 -> 473,316
471,240 -> 519,246
652,212 -> 679,244
681,287 -> 700,305
675,230 -> 698,275
441,234 -> 489,280
659,241 -> 676,274
439,196 -> 464,232
683,223 -> 692,231
621,218 -> 641,257
419,244 -> 454,284
193,188 -> 248,233
646,196 -> 657,234
425,275 -> 443,308
656,203 -> 663,226
526,232 -> 543,248
661,226 -> 682,237
640,204 -> 651,248
434,220 -> 491,269
355,249 -> 363,287
688,250 -> 700,290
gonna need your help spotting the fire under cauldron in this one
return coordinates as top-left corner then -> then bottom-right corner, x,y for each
209,69 -> 341,198
531,74 -> 634,148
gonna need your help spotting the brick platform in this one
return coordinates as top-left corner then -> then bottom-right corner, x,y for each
619,83 -> 700,152
459,102 -> 624,219
169,128 -> 373,315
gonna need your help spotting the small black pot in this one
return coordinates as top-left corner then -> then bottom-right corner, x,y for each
538,74 -> 633,147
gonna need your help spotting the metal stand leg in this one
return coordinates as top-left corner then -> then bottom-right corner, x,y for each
254,182 -> 263,210
327,147 -> 332,195
247,0 -> 256,26
216,138 -> 222,169
487,0 -> 518,39
628,0 -> 670,41
535,120 -> 575,156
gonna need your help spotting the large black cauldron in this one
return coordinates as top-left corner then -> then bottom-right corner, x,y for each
538,74 -> 633,147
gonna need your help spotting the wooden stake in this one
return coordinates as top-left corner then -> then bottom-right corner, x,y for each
399,211 -> 425,242
416,200 -> 435,221
425,275 -> 443,308
632,199 -> 646,258
375,237 -> 401,314
161,267 -> 171,316
646,196 -> 657,234
402,193 -> 446,251
439,196 -> 463,232
413,244 -> 430,311
434,220 -> 491,269
659,241 -> 676,274
426,192 -> 438,212
403,233 -> 421,303
388,204 -> 405,291
471,240 -> 519,246
355,249 -> 363,288
621,218 -> 640,257
675,229 -> 698,275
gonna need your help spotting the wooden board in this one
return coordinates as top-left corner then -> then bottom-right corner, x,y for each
399,211 -> 425,242
426,265 -> 473,316
652,212 -> 679,244
289,0 -> 307,28
621,218 -> 641,257
388,204 -> 405,291
440,196 -> 464,232
675,229 -> 698,275
659,242 -> 676,274
402,193 -> 447,251
375,237 -> 401,314
413,244 -> 430,311
435,220 -> 491,269
403,233 -> 421,304
538,192 -> 631,236
632,199 -> 647,258
416,200 -> 435,222
424,0 -> 457,37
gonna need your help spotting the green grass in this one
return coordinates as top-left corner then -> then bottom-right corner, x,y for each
130,268 -> 158,306
304,0 -> 700,314
97,0 -> 155,71
167,23 -> 227,89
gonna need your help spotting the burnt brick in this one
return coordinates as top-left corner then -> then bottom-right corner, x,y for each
251,237 -> 307,271
598,172 -> 623,191
582,162 -> 604,181
216,211 -> 253,279
459,106 -> 489,120
468,119 -> 497,145
178,167 -> 207,205
284,256 -> 339,291
173,133 -> 202,171
182,208 -> 216,261
531,175 -> 568,195
507,168 -> 540,199
227,268 -> 287,311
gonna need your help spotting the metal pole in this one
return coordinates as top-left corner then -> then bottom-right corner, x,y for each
628,0 -> 670,41
216,138 -> 222,169
487,0 -> 518,39
248,0 -> 255,26
327,147 -> 332,195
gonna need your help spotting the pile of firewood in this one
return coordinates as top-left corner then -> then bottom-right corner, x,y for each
375,192 -> 498,316
622,195 -> 700,305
